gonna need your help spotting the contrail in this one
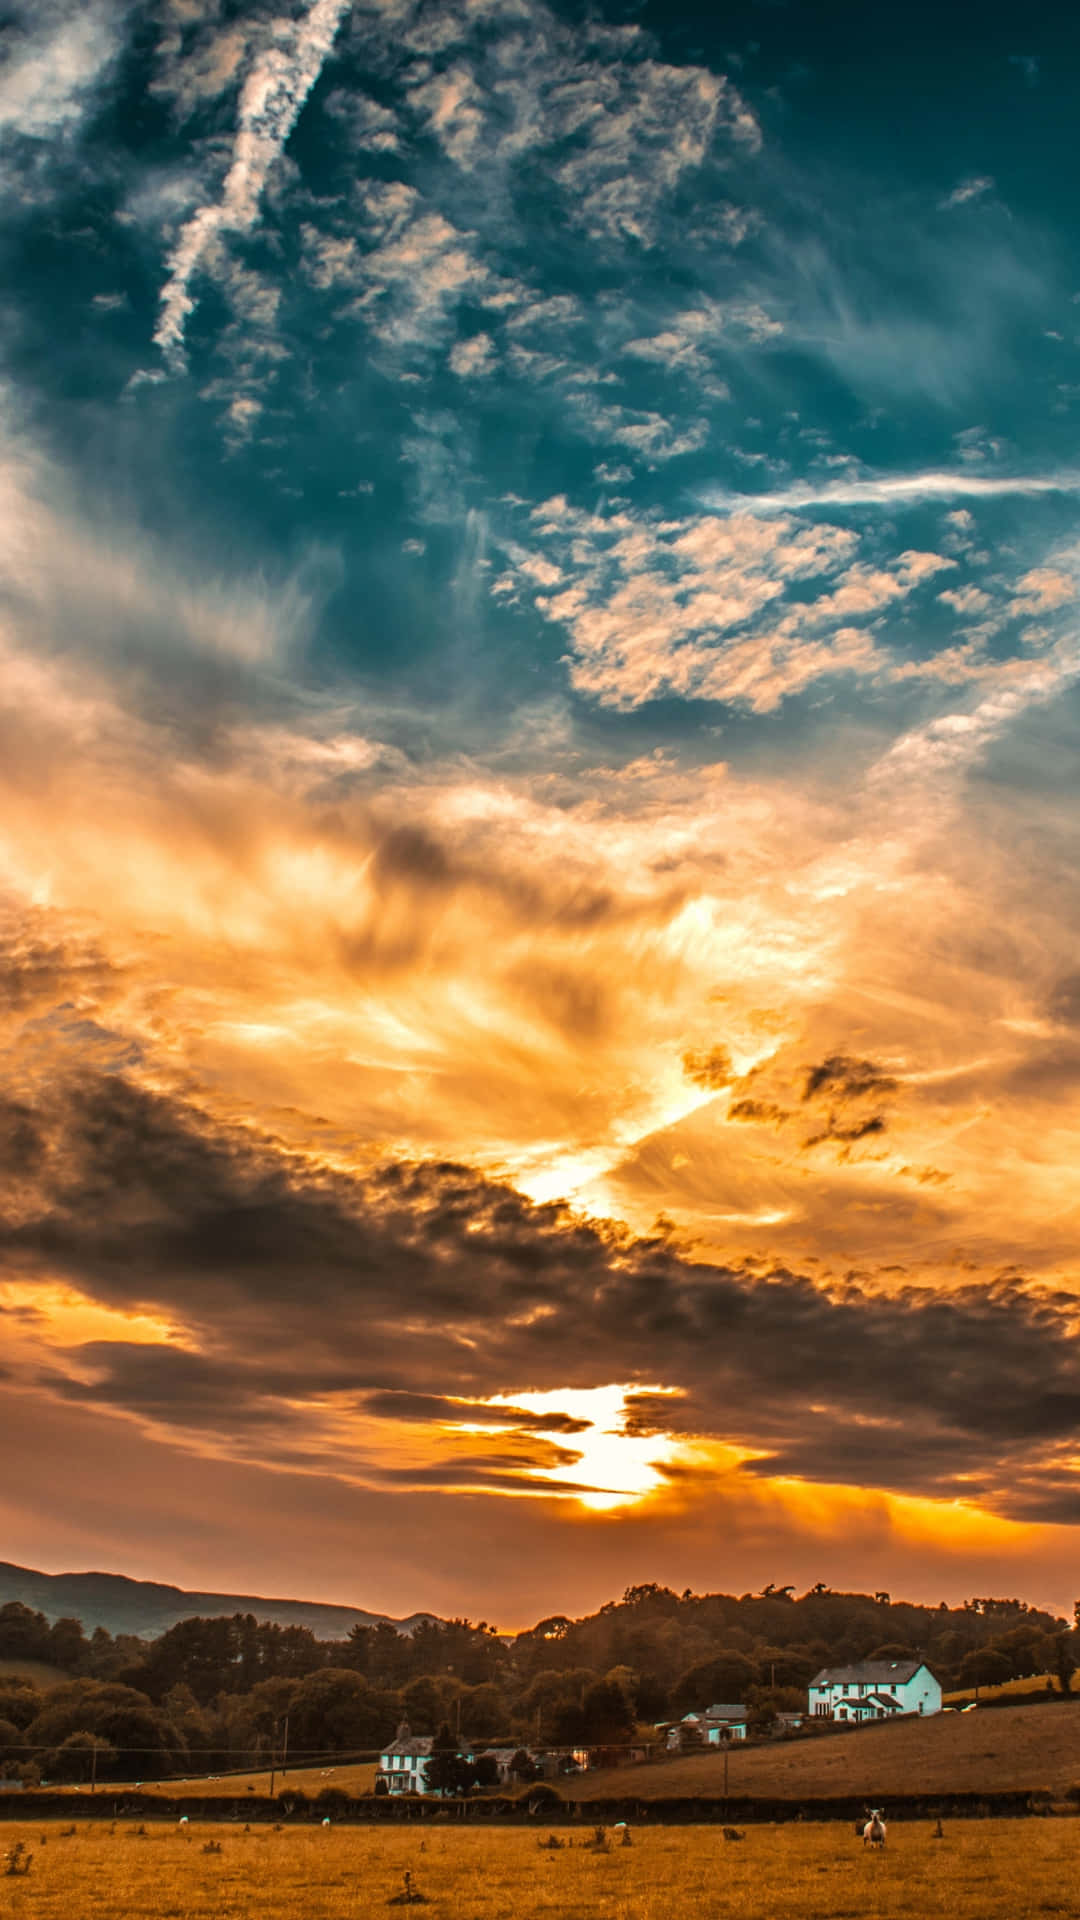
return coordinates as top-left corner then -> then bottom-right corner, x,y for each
154,0 -> 350,372
700,471 -> 1080,516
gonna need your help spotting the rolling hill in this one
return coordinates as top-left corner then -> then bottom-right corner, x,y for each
0,1561 -> 437,1640
567,1700 -> 1080,1801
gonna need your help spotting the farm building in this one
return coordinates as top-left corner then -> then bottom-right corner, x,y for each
808,1659 -> 941,1722
667,1704 -> 749,1750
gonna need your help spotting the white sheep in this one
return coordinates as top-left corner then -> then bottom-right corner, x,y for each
862,1808 -> 886,1848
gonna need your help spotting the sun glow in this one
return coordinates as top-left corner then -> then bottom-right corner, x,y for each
490,1383 -> 687,1510
0,1281 -> 190,1351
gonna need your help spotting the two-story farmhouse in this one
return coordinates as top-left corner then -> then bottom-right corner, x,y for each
808,1660 -> 941,1722
377,1722 -> 436,1794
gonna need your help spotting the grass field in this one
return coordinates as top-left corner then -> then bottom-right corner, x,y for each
0,1659 -> 68,1690
2,1818 -> 1078,1920
944,1672 -> 1058,1706
564,1700 -> 1080,1800
130,1763 -> 379,1799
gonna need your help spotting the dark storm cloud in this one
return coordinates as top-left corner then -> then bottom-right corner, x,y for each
5,1069 -> 1080,1520
48,1342 -> 329,1429
802,1054 -> 900,1102
361,1390 -> 592,1434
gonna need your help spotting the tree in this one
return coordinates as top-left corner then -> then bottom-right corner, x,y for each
426,1723 -> 466,1796
286,1669 -> 397,1755
456,1683 -> 505,1740
580,1677 -> 635,1744
1054,1633 -> 1075,1697
48,1617 -> 89,1670
508,1748 -> 537,1783
42,1731 -> 117,1784
402,1676 -> 443,1734
0,1604 -> 50,1660
672,1653 -> 758,1716
957,1649 -> 1012,1694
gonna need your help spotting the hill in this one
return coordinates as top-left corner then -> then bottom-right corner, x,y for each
0,1561 -> 436,1640
567,1700 -> 1080,1801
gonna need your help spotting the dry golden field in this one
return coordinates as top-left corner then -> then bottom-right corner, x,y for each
566,1701 -> 1080,1800
944,1673 -> 1058,1705
2,1818 -> 1079,1920
132,1762 -> 379,1798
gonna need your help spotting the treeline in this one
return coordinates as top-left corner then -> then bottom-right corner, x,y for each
0,1583 -> 1076,1786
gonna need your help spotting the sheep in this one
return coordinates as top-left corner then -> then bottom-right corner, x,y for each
862,1808 -> 887,1848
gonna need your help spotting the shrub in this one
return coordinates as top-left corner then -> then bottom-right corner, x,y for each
519,1782 -> 561,1811
315,1787 -> 352,1815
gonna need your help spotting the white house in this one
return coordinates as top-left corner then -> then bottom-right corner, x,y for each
377,1722 -> 435,1794
808,1660 -> 941,1722
667,1703 -> 749,1750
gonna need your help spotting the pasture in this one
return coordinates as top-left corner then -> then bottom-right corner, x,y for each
944,1672 -> 1058,1706
565,1699 -> 1080,1800
3,1818 -> 1079,1919
0,1658 -> 70,1690
132,1762 -> 378,1798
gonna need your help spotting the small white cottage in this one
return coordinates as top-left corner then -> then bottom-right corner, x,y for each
668,1703 -> 749,1749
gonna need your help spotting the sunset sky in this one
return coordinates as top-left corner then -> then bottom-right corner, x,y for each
3,0 -> 1080,1629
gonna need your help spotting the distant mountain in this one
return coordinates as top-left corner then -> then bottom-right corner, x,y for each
0,1561 -> 437,1640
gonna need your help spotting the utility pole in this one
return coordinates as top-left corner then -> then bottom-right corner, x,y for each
269,1715 -> 289,1798
90,1740 -> 98,1796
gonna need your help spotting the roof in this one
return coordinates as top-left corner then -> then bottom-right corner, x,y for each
810,1660 -> 929,1686
382,1735 -> 434,1757
681,1703 -> 748,1724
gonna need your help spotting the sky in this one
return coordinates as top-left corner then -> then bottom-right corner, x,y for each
3,0 -> 1080,1630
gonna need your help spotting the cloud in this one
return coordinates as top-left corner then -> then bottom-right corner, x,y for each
0,906 -> 117,1015
449,332 -> 495,377
802,1054 -> 899,1103
939,585 -> 992,616
0,0 -> 123,144
701,471 -> 1080,516
802,1112 -> 886,1151
361,1391 -> 592,1435
727,1099 -> 789,1128
511,499 -> 960,711
682,1045 -> 734,1090
153,0 -> 350,371
6,1068 -> 1080,1522
393,7 -> 759,246
940,176 -> 995,210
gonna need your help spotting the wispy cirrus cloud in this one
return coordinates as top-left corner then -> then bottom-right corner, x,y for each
701,470 -> 1080,515
940,175 -> 995,210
